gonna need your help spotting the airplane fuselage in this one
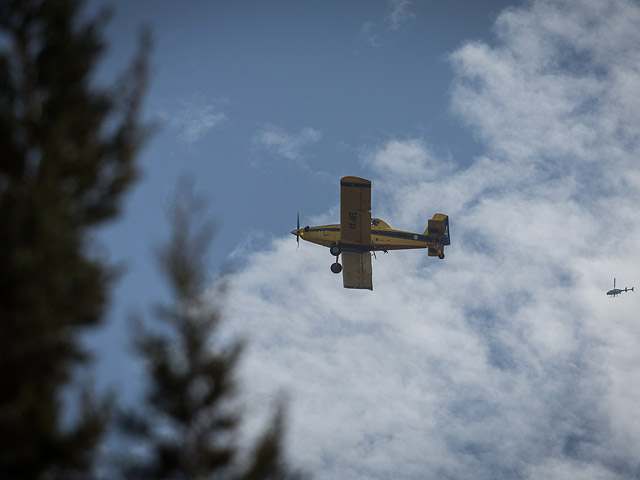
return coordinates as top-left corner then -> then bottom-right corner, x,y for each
293,218 -> 448,256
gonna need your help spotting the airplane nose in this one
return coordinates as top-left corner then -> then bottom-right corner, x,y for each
291,229 -> 298,235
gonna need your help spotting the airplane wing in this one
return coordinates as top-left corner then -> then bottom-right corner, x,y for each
342,252 -> 373,290
340,176 -> 371,246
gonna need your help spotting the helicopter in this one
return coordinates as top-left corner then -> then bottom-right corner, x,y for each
607,278 -> 634,297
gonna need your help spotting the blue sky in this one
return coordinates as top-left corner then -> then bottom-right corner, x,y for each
85,1 -> 640,478
89,0 -> 511,396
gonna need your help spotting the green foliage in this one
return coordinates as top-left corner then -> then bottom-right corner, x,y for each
1,1 -> 300,478
120,182 -> 303,480
0,0 -> 150,478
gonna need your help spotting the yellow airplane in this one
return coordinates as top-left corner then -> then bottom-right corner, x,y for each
291,176 -> 450,290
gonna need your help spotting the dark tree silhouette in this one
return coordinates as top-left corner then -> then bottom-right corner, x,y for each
0,0 -> 150,478
1,2 -> 302,478
119,182 -> 303,480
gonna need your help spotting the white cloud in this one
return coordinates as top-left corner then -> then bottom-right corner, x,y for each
360,0 -> 416,46
388,0 -> 416,31
359,21 -> 381,48
252,124 -> 321,162
217,1 -> 640,478
159,96 -> 227,144
364,138 -> 448,180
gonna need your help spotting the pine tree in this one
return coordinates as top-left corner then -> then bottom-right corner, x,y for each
120,182 -> 303,480
0,0 -> 150,478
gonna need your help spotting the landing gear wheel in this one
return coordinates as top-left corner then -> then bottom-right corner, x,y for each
330,244 -> 342,256
438,253 -> 445,259
331,263 -> 343,274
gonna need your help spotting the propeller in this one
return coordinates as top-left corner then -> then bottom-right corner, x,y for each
291,212 -> 300,249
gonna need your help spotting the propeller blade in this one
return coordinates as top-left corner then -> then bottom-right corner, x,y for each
296,212 -> 300,249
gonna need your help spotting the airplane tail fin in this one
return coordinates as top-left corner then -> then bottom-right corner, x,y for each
425,214 -> 450,245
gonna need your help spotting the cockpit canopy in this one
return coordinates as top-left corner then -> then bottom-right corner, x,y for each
371,218 -> 391,229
